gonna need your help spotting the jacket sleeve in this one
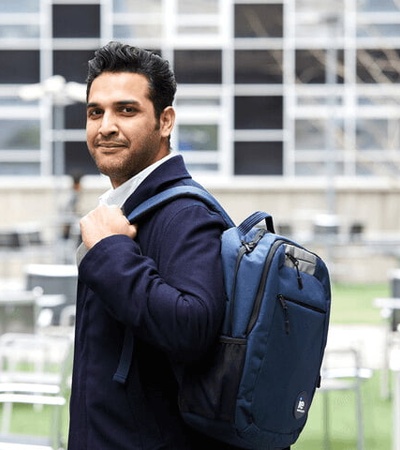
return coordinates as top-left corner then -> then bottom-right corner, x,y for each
77,203 -> 226,362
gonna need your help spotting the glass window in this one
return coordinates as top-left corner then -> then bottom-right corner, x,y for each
53,50 -> 95,83
177,0 -> 219,14
235,4 -> 283,38
358,95 -> 400,107
185,162 -> 218,172
297,95 -> 344,106
357,49 -> 400,83
176,97 -> 220,107
296,119 -> 345,150
0,0 -> 39,13
0,25 -> 39,39
65,103 -> 86,130
113,0 -> 161,13
358,0 -> 400,12
174,50 -> 222,84
295,161 -> 344,176
177,25 -> 219,36
0,162 -> 40,176
295,2 -> 344,39
296,120 -> 326,150
234,96 -> 283,130
296,49 -> 344,84
0,120 -> 40,150
113,24 -> 162,39
296,50 -> 326,84
235,50 -> 283,84
178,124 -> 218,151
0,50 -> 40,83
65,142 -> 98,176
356,119 -> 397,149
234,142 -> 283,175
53,5 -> 100,38
0,97 -> 39,107
358,24 -> 400,38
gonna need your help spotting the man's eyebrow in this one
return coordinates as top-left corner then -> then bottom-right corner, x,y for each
86,100 -> 141,108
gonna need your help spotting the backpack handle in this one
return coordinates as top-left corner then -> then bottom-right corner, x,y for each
237,211 -> 275,236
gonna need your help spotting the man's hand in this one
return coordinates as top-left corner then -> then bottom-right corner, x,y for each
80,204 -> 137,249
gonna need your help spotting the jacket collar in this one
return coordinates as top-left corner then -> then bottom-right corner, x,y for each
122,154 -> 193,217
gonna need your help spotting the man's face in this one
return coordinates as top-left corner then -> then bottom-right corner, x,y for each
86,72 -> 174,188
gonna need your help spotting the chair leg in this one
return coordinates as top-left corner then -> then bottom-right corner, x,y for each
355,381 -> 365,450
381,328 -> 392,399
322,392 -> 331,450
0,402 -> 12,434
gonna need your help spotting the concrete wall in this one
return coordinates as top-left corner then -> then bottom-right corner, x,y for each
1,175 -> 400,284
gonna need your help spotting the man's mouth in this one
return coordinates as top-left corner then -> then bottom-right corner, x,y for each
96,142 -> 125,148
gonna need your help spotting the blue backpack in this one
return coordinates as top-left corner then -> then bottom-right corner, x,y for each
118,185 -> 331,450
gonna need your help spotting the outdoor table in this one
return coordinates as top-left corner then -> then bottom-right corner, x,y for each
0,290 -> 39,334
0,289 -> 65,334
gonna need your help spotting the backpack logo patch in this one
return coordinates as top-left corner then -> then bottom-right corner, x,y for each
294,391 -> 308,419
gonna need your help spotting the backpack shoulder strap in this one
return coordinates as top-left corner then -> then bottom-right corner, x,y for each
126,185 -> 235,228
115,186 -> 233,385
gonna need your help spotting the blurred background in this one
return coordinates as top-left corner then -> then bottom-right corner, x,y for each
1,0 -> 400,282
0,0 -> 400,449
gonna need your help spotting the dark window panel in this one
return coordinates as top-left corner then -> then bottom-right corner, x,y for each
53,50 -> 94,83
235,96 -> 283,130
174,50 -> 222,84
53,4 -> 100,38
295,50 -> 325,84
235,4 -> 283,38
235,50 -> 283,84
357,49 -> 400,83
296,49 -> 344,84
234,141 -> 283,175
0,50 -> 40,83
64,141 -> 98,176
65,103 -> 86,130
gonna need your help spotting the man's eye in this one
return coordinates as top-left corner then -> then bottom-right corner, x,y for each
88,109 -> 102,118
121,106 -> 136,114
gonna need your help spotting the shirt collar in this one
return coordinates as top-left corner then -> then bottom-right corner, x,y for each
99,151 -> 178,207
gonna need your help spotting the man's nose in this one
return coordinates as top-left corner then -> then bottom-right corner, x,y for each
99,112 -> 118,136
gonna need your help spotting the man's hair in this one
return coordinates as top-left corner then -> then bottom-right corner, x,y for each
86,41 -> 177,119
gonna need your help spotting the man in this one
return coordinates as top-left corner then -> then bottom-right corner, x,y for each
68,41 -> 232,449
68,41 -> 291,450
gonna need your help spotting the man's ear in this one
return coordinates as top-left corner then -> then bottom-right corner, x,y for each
160,106 -> 175,138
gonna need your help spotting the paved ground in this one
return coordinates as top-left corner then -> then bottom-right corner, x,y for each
326,324 -> 388,370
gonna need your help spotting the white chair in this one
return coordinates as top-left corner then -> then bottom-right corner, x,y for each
0,289 -> 42,335
319,347 -> 373,450
0,333 -> 73,450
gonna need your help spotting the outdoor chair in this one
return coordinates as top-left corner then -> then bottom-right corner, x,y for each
319,347 -> 373,450
0,333 -> 73,450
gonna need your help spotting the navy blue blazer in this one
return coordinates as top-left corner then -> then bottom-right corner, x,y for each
68,156 -> 238,449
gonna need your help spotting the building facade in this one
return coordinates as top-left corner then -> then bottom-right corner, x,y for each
1,0 -> 400,181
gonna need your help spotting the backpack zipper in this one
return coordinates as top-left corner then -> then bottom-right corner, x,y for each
228,229 -> 267,335
277,294 -> 326,335
245,239 -> 286,334
285,252 -> 303,290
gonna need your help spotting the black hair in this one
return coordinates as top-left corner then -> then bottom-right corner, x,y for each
86,41 -> 177,119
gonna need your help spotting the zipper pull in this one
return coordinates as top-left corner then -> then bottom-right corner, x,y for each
241,229 -> 267,254
286,253 -> 303,290
278,295 -> 290,335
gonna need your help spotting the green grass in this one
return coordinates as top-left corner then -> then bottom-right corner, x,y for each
294,282 -> 393,449
330,282 -> 390,325
0,282 -> 395,449
293,372 -> 392,449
